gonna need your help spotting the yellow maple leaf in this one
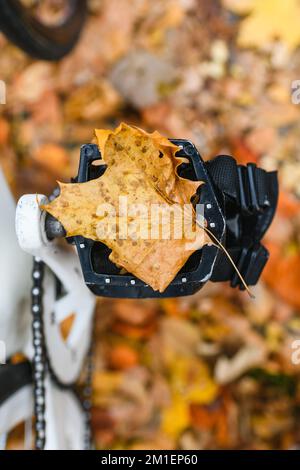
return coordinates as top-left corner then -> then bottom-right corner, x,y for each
224,0 -> 300,51
42,123 -> 209,292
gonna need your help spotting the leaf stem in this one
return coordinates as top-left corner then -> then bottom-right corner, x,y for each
197,220 -> 255,299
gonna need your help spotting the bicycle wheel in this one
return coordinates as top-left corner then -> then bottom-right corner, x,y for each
0,0 -> 87,61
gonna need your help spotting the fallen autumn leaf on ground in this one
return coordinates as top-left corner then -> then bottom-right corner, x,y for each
224,0 -> 300,52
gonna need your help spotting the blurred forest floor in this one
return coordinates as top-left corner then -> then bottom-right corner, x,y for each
1,0 -> 300,449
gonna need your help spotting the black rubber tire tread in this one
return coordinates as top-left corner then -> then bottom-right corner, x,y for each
0,0 -> 87,61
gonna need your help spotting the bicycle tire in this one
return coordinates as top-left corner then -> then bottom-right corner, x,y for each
0,0 -> 87,61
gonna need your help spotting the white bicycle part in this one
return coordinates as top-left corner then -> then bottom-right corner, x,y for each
0,363 -> 86,450
44,378 -> 86,450
0,172 -> 95,449
0,169 -> 32,359
0,361 -> 32,437
16,194 -> 96,385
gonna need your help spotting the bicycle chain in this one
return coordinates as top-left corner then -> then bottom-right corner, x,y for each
31,257 -> 47,450
31,257 -> 93,450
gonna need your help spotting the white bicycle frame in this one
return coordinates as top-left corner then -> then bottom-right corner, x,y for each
0,169 -> 96,449
0,169 -> 31,359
